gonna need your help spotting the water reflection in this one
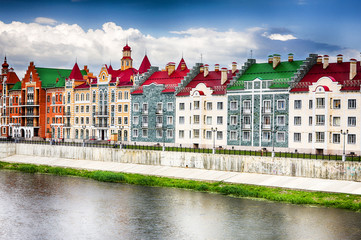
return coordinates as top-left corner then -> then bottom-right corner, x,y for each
1,170 -> 361,240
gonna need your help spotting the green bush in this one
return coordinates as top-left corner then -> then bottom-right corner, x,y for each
91,171 -> 126,182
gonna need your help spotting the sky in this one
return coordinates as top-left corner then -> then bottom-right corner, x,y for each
0,0 -> 360,77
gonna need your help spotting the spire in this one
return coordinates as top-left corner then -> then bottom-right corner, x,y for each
68,62 -> 84,80
2,55 -> 9,69
176,57 -> 188,71
138,54 -> 151,74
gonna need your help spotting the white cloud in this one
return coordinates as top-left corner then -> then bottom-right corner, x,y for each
267,33 -> 297,41
34,17 -> 57,25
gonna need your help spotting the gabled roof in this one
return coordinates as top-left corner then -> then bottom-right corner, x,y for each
36,67 -> 87,88
108,67 -> 136,87
290,61 -> 361,92
5,71 -> 20,85
138,55 -> 151,74
227,60 -> 304,90
177,69 -> 238,96
132,60 -> 189,94
176,58 -> 188,71
68,63 -> 84,80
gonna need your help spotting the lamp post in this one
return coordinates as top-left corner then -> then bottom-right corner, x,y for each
341,129 -> 348,162
271,127 -> 277,158
211,127 -> 217,154
162,127 -> 166,151
82,125 -> 85,147
118,125 -> 124,149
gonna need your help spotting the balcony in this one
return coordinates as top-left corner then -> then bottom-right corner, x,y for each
93,123 -> 109,128
25,112 -> 39,117
64,112 -> 71,116
262,108 -> 272,114
141,109 -> 148,115
94,111 -> 108,116
21,101 -> 40,106
63,123 -> 71,128
156,122 -> 163,128
156,109 -> 163,114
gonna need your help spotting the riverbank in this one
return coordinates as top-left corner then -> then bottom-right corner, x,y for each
1,156 -> 361,212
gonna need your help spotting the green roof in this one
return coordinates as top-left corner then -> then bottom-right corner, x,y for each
35,67 -> 87,88
9,81 -> 21,91
227,60 -> 304,90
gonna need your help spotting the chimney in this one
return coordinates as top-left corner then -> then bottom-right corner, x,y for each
268,55 -> 273,64
337,54 -> 343,63
232,62 -> 237,74
317,55 -> 322,64
288,53 -> 294,62
215,64 -> 220,72
273,54 -> 281,69
167,62 -> 175,76
83,65 -> 89,73
323,55 -> 329,69
350,58 -> 357,80
204,64 -> 209,77
221,68 -> 228,85
200,65 -> 204,73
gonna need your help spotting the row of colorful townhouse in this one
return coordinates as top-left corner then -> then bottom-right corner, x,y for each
1,44 -> 361,155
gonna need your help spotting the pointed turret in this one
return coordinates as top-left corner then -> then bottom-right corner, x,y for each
121,43 -> 133,70
138,55 -> 151,74
176,58 -> 188,71
68,62 -> 84,80
2,56 -> 9,75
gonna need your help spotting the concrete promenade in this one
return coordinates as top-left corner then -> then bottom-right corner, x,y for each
2,154 -> 361,195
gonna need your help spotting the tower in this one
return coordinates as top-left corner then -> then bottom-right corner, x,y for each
1,56 -> 9,75
121,44 -> 133,71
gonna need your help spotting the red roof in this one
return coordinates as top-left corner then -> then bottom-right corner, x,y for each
123,44 -> 131,51
74,82 -> 90,89
132,65 -> 189,94
290,61 -> 361,92
68,63 -> 84,80
176,69 -> 238,96
176,58 -> 188,71
138,55 -> 151,74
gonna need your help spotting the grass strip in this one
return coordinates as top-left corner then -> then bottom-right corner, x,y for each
1,160 -> 361,211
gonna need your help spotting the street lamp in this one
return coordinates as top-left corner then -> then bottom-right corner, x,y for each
82,125 -> 86,147
118,125 -> 124,149
271,127 -> 277,158
162,127 -> 166,151
211,127 -> 217,154
341,129 -> 348,162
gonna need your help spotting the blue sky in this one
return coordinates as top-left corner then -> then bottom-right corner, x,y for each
0,0 -> 360,75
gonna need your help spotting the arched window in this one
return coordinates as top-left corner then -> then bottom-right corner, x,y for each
75,129 -> 78,139
118,91 -> 122,100
59,94 -> 62,102
86,93 -> 90,101
124,91 -> 129,100
86,129 -> 89,139
75,93 -> 79,102
111,90 -> 115,102
104,91 -> 108,101
81,93 -> 84,101
47,95 -> 50,102
99,91 -> 103,101
67,92 -> 71,103
92,91 -> 96,103
57,127 -> 60,138
55,94 -> 58,102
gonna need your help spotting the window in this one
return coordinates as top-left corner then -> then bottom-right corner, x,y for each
294,116 -> 301,126
124,105 -> 128,113
47,95 -> 50,102
217,131 -> 223,140
47,118 -> 50,124
262,131 -> 271,142
230,131 -> 237,140
156,102 -> 163,113
179,116 -> 185,124
92,91 -> 96,103
308,133 -> 312,143
277,115 -> 285,126
124,117 -> 128,125
118,117 -> 122,125
263,100 -> 271,113
206,116 -> 212,125
167,129 -> 173,138
167,116 -> 173,125
167,102 -> 173,111
348,117 -> 356,127
316,132 -> 325,143
309,116 -> 312,126
156,129 -> 162,138
217,116 -> 223,125
194,101 -> 200,110
80,117 -> 84,124
86,117 -> 89,124
294,100 -> 301,109
142,116 -> 148,127
309,100 -> 313,109
243,131 -> 250,141
86,93 -> 89,101
124,91 -> 129,100
206,131 -> 212,140
348,99 -> 356,109
133,129 -> 138,138
179,130 -> 184,139
75,106 -> 79,113
179,103 -> 185,110
217,102 -> 223,110
86,106 -> 89,112
243,116 -> 251,125
316,115 -> 325,126
81,93 -> 84,101
277,100 -> 285,110
333,134 -> 340,144
111,90 -> 115,102
142,129 -> 148,138
230,101 -> 238,110
316,98 -> 325,109
206,102 -> 212,110
277,132 -> 285,142
348,134 -> 356,144
333,117 -> 340,126
194,115 -> 200,124
133,116 -> 139,125
75,117 -> 79,124
193,129 -> 200,138
243,101 -> 251,111
230,115 -> 237,125
81,106 -> 84,113
333,99 -> 341,109
294,133 -> 301,142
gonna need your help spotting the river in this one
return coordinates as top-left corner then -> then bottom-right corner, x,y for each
1,170 -> 361,240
